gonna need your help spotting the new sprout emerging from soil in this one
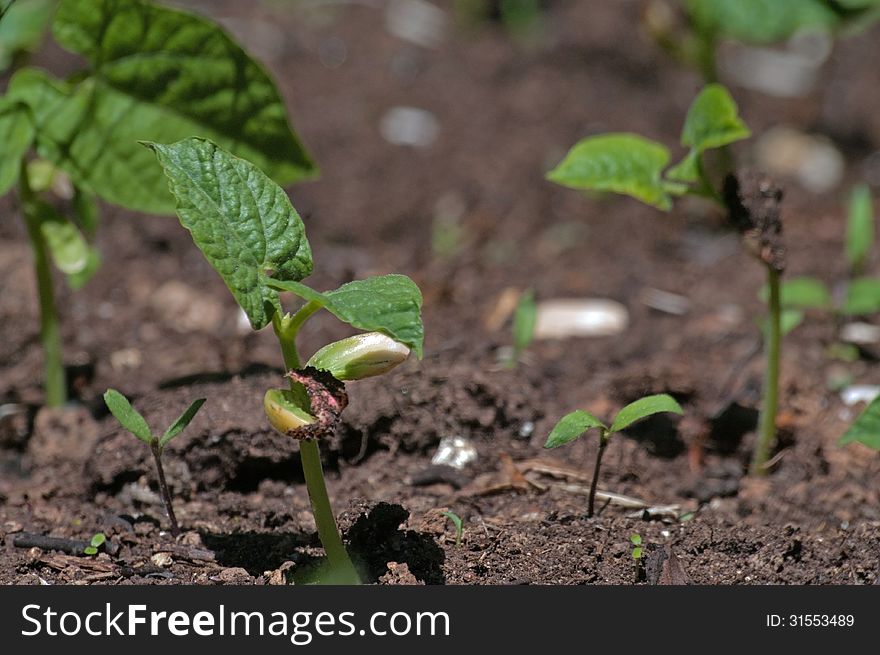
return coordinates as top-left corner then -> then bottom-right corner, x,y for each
544,394 -> 683,517
548,83 -> 788,476
508,288 -> 536,368
442,511 -> 464,547
630,533 -> 644,583
103,389 -> 206,537
146,137 -> 424,584
83,532 -> 106,556
0,0 -> 314,406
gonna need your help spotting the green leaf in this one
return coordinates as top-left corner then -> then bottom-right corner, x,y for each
544,410 -> 606,449
759,276 -> 831,309
840,396 -> 880,449
0,0 -> 54,72
103,388 -> 152,444
512,288 -> 536,357
8,0 -> 315,214
0,98 -> 34,195
83,546 -> 97,555
146,137 -> 313,330
90,533 -> 106,548
759,308 -> 804,339
630,534 -> 642,546
159,398 -> 206,449
441,511 -> 464,546
268,275 -> 425,358
66,246 -> 100,290
609,394 -> 683,434
843,277 -> 880,315
685,0 -> 839,44
36,201 -> 91,275
668,85 -> 750,183
846,185 -> 874,272
547,133 -> 674,211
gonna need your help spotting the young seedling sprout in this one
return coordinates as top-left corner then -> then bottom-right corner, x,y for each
83,532 -> 106,556
630,533 -> 644,583
548,83 -> 789,475
103,389 -> 205,537
507,288 -> 536,368
0,0 -> 314,406
544,394 -> 683,517
146,137 -> 424,584
441,511 -> 464,547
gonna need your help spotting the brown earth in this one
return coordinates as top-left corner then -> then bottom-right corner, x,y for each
2,0 -> 880,585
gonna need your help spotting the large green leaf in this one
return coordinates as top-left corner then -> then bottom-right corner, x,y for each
268,274 -> 425,358
686,0 -> 839,44
840,396 -> 880,449
146,137 -> 313,330
547,133 -> 674,211
846,185 -> 874,272
8,0 -> 315,214
843,277 -> 880,315
0,98 -> 34,194
544,410 -> 606,449
0,0 -> 54,72
609,394 -> 683,434
668,84 -> 750,183
103,388 -> 152,444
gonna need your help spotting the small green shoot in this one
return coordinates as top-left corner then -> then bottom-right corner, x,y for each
147,137 -> 424,584
508,288 -> 536,367
104,389 -> 206,537
544,394 -> 683,517
83,532 -> 105,556
442,511 -> 464,547
840,395 -> 880,450
846,185 -> 874,275
630,533 -> 644,582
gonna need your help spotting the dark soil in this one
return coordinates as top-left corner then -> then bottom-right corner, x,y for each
3,0 -> 880,585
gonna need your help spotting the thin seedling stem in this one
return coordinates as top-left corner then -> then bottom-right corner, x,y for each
19,161 -> 65,407
151,443 -> 181,537
752,265 -> 781,475
587,434 -> 609,518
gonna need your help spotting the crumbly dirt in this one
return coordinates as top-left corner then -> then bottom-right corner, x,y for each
2,1 -> 880,585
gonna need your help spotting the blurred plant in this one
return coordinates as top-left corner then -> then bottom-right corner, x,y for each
507,288 -> 536,368
547,84 -> 789,475
454,0 -> 544,41
103,389 -> 206,537
544,394 -> 683,517
148,137 -> 424,584
0,0 -> 314,406
630,534 -> 644,582
840,394 -> 880,450
442,511 -> 464,547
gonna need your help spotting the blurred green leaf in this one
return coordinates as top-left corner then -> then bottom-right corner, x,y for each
37,201 -> 91,275
0,0 -> 54,72
0,98 -> 34,194
103,388 -> 152,444
840,396 -> 880,449
609,394 -> 683,433
760,309 -> 804,339
547,133 -> 674,210
846,185 -> 874,273
843,277 -> 880,315
686,0 -> 838,44
759,276 -> 831,309
512,288 -> 536,359
544,410 -> 606,449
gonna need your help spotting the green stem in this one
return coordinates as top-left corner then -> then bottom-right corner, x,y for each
751,266 -> 781,475
19,160 -> 65,407
151,443 -> 181,537
272,306 -> 359,583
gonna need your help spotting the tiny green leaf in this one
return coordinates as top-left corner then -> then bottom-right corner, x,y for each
843,277 -> 880,315
103,388 -> 152,444
83,546 -> 97,555
759,276 -> 831,309
630,534 -> 642,546
0,98 -> 34,194
846,185 -> 874,272
146,137 -> 313,330
158,398 -> 206,449
512,288 -> 536,358
632,547 -> 642,559
840,396 -> 880,449
685,0 -> 839,44
90,533 -> 106,548
544,410 -> 606,449
609,394 -> 683,434
668,84 -> 750,183
268,275 -> 424,358
547,133 -> 674,211
441,511 -> 464,547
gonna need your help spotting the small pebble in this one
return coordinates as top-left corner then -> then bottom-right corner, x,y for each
431,436 -> 478,469
840,322 -> 880,345
380,106 -> 440,148
534,299 -> 629,339
840,385 -> 880,406
151,552 -> 173,567
385,0 -> 446,48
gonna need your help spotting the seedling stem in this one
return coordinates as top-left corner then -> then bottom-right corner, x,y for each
272,312 -> 360,583
150,442 -> 180,537
588,435 -> 609,518
752,265 -> 781,474
19,160 -> 65,407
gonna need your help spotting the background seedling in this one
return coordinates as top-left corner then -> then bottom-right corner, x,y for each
442,511 -> 465,547
147,137 -> 424,584
83,532 -> 105,556
547,83 -> 789,476
840,395 -> 880,450
507,288 -> 536,368
0,0 -> 314,406
544,394 -> 683,517
103,388 -> 206,537
630,533 -> 644,582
